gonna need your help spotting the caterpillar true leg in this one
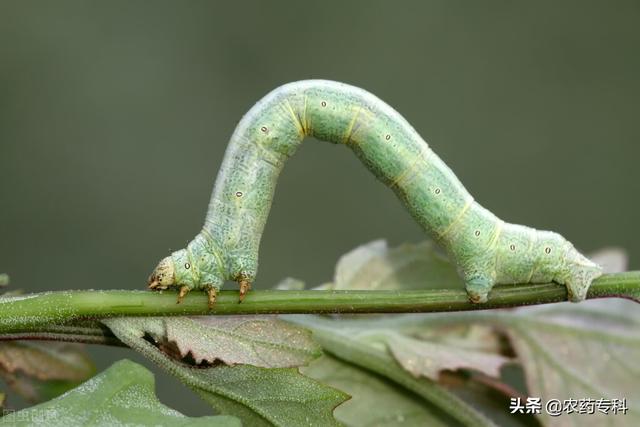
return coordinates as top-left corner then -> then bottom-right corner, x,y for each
146,80 -> 602,306
176,285 -> 190,305
205,285 -> 217,309
238,279 -> 252,302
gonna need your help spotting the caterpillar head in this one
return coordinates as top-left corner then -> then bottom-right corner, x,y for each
147,256 -> 176,290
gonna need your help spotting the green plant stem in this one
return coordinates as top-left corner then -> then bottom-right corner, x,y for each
0,323 -> 125,346
0,272 -> 637,334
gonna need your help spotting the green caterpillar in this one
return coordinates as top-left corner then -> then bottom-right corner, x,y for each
147,80 -> 602,306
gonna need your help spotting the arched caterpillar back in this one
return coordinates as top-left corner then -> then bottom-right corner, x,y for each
147,80 -> 601,307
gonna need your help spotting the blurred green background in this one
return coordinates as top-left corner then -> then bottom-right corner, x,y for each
1,0 -> 638,415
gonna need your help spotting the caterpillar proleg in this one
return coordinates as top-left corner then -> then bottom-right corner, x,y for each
147,80 -> 602,306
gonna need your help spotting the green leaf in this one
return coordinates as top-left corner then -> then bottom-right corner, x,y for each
0,359 -> 240,426
191,364 -> 348,427
502,300 -> 640,426
103,317 -> 349,426
0,342 -> 95,403
0,274 -> 8,287
336,302 -> 640,426
302,354 -> 453,426
302,240 -> 640,426
288,315 -> 496,426
331,240 -> 461,290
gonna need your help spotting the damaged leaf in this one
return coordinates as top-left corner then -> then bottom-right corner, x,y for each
386,332 -> 512,381
109,316 -> 321,368
165,316 -> 321,367
103,317 -> 348,426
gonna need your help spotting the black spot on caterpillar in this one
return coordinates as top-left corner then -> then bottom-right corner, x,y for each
147,80 -> 602,305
